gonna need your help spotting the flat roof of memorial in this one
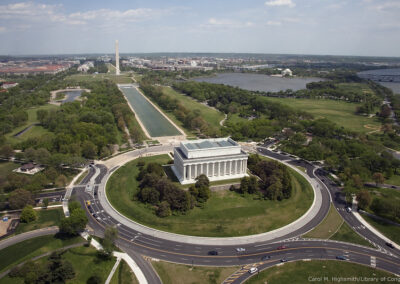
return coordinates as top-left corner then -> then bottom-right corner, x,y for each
182,138 -> 238,150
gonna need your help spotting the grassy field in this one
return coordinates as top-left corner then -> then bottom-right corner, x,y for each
161,87 -> 224,130
265,97 -> 381,134
65,73 -> 133,84
0,234 -> 83,273
304,204 -> 343,239
5,104 -> 58,144
330,221 -> 373,247
14,207 -> 64,235
362,215 -> 400,244
110,259 -> 139,284
0,161 -> 19,178
106,154 -> 314,237
337,82 -> 374,96
0,245 -> 116,284
245,260 -> 394,284
385,173 -> 400,186
152,261 -> 238,284
303,204 -> 373,247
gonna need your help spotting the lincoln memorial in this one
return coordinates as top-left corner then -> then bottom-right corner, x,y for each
172,138 -> 248,184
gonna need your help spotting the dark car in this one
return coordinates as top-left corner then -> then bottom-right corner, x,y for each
336,255 -> 347,260
277,245 -> 287,250
261,255 -> 271,261
386,242 -> 395,249
208,250 -> 218,255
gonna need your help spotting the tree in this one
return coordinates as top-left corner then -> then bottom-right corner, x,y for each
195,174 -> 209,188
356,190 -> 371,210
20,205 -> 37,223
43,198 -> 49,208
87,275 -> 102,284
59,208 -> 88,235
0,144 -> 14,158
55,174 -> 68,187
9,189 -> 34,210
68,200 -> 81,213
156,201 -> 171,217
372,172 -> 385,186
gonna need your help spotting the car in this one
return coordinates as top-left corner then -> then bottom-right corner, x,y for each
208,250 -> 218,255
277,245 -> 287,250
346,207 -> 352,213
92,213 -> 97,218
280,258 -> 287,262
236,248 -> 246,252
261,255 -> 271,261
248,267 -> 258,274
386,242 -> 395,249
336,255 -> 347,260
391,186 -> 396,189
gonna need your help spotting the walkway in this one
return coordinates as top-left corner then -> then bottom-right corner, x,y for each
0,226 -> 59,251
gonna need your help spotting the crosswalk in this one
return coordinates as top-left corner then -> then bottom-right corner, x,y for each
371,256 -> 376,268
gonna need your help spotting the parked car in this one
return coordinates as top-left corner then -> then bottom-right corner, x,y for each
248,267 -> 258,274
208,250 -> 218,255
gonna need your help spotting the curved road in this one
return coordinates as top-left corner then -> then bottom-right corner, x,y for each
71,146 -> 400,283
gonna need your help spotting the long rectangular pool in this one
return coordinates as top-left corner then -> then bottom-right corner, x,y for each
119,86 -> 181,137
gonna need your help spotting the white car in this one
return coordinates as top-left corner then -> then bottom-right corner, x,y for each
346,207 -> 352,213
236,248 -> 246,252
248,267 -> 258,274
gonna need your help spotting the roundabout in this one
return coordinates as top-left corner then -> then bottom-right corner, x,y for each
72,144 -> 400,283
105,154 -> 314,238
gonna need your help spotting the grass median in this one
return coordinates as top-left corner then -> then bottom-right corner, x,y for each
106,154 -> 314,237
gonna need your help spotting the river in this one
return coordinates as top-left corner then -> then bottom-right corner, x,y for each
193,72 -> 323,92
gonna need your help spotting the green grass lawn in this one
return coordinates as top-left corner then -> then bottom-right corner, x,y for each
0,245 -> 115,284
304,204 -> 344,239
245,260 -> 394,284
5,104 -> 58,144
106,154 -> 314,237
65,73 -> 133,84
304,204 -> 373,247
0,161 -> 19,179
385,173 -> 400,186
330,221 -> 373,247
14,207 -> 64,235
161,86 -> 224,129
265,97 -> 381,134
110,259 -> 139,284
0,234 -> 83,273
362,215 -> 400,245
152,261 -> 238,284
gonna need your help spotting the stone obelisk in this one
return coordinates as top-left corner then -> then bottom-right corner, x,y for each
115,40 -> 120,75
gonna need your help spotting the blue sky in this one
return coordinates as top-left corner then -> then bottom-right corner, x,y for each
0,0 -> 399,56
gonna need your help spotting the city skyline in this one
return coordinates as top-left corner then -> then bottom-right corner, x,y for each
0,0 -> 400,57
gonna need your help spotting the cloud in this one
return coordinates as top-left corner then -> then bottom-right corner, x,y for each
265,0 -> 296,8
202,18 -> 254,29
266,21 -> 282,26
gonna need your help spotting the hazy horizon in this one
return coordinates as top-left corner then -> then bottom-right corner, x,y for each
1,0 -> 400,57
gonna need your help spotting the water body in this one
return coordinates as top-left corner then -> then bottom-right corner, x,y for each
358,68 -> 400,94
194,73 -> 323,92
119,86 -> 181,137
62,90 -> 83,103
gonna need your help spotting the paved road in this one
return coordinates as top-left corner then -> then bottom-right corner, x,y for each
71,146 -> 400,283
0,226 -> 59,250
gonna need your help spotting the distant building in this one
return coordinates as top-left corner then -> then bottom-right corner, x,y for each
172,138 -> 248,184
282,68 -> 293,77
1,82 -> 18,89
77,61 -> 94,72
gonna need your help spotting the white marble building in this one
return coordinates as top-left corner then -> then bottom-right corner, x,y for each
172,138 -> 248,184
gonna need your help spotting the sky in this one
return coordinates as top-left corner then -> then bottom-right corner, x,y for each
0,0 -> 399,57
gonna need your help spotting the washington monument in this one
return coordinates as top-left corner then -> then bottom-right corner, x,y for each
115,40 -> 120,75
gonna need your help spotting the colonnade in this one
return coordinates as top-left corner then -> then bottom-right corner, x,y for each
183,159 -> 247,181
